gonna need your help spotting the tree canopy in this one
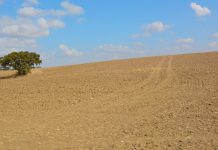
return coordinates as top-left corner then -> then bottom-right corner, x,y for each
0,51 -> 42,75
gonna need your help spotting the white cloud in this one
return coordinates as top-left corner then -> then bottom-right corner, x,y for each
145,21 -> 169,32
23,0 -> 39,6
48,19 -> 65,28
208,42 -> 218,48
0,17 -> 66,39
0,0 -> 83,58
59,44 -> 83,57
18,1 -> 84,17
131,34 -> 141,38
0,16 -> 51,55
37,18 -> 49,29
0,1 -> 84,61
49,9 -> 67,17
97,44 -> 129,52
132,42 -> 144,47
190,2 -> 211,16
131,32 -> 150,38
0,17 -> 50,38
95,44 -> 145,60
132,21 -> 170,38
18,7 -> 44,17
166,38 -> 194,51
166,44 -> 193,51
61,1 -> 84,15
176,38 -> 194,44
38,18 -> 65,29
0,37 -> 37,56
213,33 -> 218,38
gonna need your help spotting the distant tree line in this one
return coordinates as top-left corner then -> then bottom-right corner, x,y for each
0,51 -> 42,75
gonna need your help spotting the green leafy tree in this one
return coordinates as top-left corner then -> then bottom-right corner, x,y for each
0,51 -> 42,75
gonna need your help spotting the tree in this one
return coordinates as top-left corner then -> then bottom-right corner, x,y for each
0,51 -> 42,75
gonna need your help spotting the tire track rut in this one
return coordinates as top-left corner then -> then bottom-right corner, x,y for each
134,56 -> 173,92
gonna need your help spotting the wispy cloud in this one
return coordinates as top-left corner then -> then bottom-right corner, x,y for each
132,42 -> 144,47
176,38 -> 194,44
23,0 -> 39,7
47,19 -> 65,28
208,42 -> 218,48
0,37 -> 37,55
61,1 -> 84,15
18,7 -> 44,17
59,44 -> 83,57
212,32 -> 218,38
18,1 -> 84,17
97,44 -> 129,52
132,21 -> 170,38
0,17 -> 66,38
94,44 -> 145,60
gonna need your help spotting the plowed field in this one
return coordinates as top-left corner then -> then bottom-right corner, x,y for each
0,52 -> 218,149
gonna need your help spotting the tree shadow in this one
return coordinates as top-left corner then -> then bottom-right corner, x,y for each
0,74 -> 18,80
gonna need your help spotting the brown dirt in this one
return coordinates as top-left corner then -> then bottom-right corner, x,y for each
0,52 -> 218,150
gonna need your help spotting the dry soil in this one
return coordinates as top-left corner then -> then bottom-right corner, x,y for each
0,52 -> 218,150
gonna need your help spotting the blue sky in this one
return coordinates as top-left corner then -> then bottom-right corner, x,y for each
0,0 -> 218,67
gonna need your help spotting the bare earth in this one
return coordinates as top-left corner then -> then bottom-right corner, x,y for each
0,52 -> 218,150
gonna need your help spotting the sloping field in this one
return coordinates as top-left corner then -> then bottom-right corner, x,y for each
0,52 -> 218,149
